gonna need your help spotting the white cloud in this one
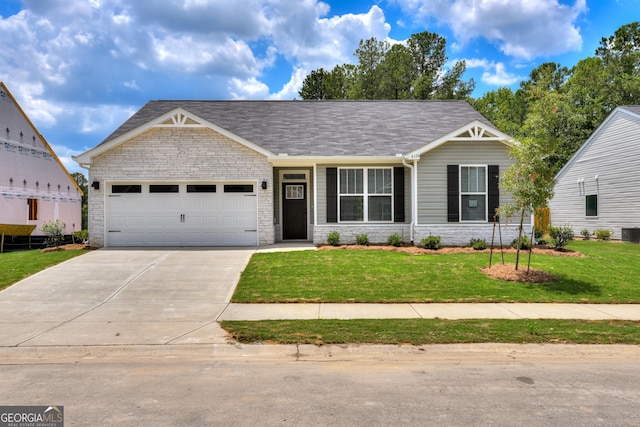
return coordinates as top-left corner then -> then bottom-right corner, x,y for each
0,0 -> 401,158
466,58 -> 523,86
228,77 -> 270,100
269,67 -> 309,100
395,0 -> 587,60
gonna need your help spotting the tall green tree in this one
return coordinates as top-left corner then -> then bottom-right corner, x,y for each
298,30 -> 474,101
299,68 -> 331,100
378,44 -> 415,99
596,21 -> 640,108
472,87 -> 526,137
353,37 -> 389,99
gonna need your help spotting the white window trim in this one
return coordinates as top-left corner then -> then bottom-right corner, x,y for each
459,164 -> 488,223
585,194 -> 598,218
338,167 -> 394,223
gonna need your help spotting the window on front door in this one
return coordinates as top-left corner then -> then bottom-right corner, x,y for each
460,166 -> 487,222
338,168 -> 392,222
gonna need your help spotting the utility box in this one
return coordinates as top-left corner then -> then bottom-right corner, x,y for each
622,228 -> 640,244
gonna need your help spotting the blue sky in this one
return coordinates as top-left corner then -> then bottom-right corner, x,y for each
0,0 -> 637,175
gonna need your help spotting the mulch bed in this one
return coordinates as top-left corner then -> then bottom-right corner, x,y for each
42,243 -> 99,252
481,263 -> 557,283
318,244 -> 583,257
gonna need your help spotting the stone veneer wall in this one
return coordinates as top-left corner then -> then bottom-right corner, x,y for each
413,224 -> 521,247
314,223 -> 522,247
314,225 -> 412,245
87,127 -> 274,247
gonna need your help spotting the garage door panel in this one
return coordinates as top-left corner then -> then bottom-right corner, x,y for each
109,231 -> 143,246
106,182 -> 257,246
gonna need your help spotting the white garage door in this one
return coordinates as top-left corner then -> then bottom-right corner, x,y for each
106,182 -> 257,246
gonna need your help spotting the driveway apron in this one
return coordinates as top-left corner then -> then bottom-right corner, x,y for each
0,248 -> 254,347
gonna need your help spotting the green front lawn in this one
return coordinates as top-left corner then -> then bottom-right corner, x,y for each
222,318 -> 640,345
232,240 -> 640,304
0,250 -> 89,291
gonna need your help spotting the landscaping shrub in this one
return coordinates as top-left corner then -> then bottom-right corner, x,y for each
534,228 -> 543,240
355,234 -> 369,246
73,230 -> 89,243
387,233 -> 403,247
41,219 -> 66,247
468,238 -> 488,250
580,229 -> 591,240
511,234 -> 531,250
548,225 -> 574,250
595,229 -> 613,241
327,231 -> 340,246
422,235 -> 441,250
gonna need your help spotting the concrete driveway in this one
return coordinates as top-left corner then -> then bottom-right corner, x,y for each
0,248 -> 255,347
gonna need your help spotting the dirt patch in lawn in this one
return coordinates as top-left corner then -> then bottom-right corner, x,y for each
481,263 -> 557,283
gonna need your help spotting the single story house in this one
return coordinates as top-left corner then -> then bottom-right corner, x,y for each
74,100 -> 523,247
0,82 -> 82,241
550,105 -> 640,241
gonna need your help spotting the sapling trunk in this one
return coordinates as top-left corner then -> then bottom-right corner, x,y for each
515,208 -> 525,271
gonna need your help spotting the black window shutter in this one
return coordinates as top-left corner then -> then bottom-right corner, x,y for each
326,168 -> 338,223
488,165 -> 500,222
393,167 -> 405,222
447,165 -> 459,222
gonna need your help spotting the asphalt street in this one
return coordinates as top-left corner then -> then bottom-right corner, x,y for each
1,344 -> 639,426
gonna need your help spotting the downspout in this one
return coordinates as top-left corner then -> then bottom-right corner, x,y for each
402,157 -> 418,243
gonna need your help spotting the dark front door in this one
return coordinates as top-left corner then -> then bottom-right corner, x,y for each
282,183 -> 307,239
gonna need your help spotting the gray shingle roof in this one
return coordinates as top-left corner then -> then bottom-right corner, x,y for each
100,100 -> 493,157
621,105 -> 640,116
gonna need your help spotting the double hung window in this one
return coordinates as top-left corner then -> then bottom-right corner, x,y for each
339,168 -> 392,222
460,166 -> 487,221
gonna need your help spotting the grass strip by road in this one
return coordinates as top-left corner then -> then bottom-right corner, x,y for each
0,250 -> 88,291
221,319 -> 640,345
233,240 -> 640,304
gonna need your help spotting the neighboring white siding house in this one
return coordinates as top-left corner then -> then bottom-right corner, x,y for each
549,106 -> 640,240
0,82 -> 82,238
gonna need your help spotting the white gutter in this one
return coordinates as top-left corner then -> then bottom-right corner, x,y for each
402,156 -> 418,243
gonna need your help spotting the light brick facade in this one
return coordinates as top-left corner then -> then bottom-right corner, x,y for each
87,127 -> 274,247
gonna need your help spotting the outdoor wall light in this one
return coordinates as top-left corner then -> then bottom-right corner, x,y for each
91,181 -> 100,190
9,178 -> 13,184
261,180 -> 267,190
